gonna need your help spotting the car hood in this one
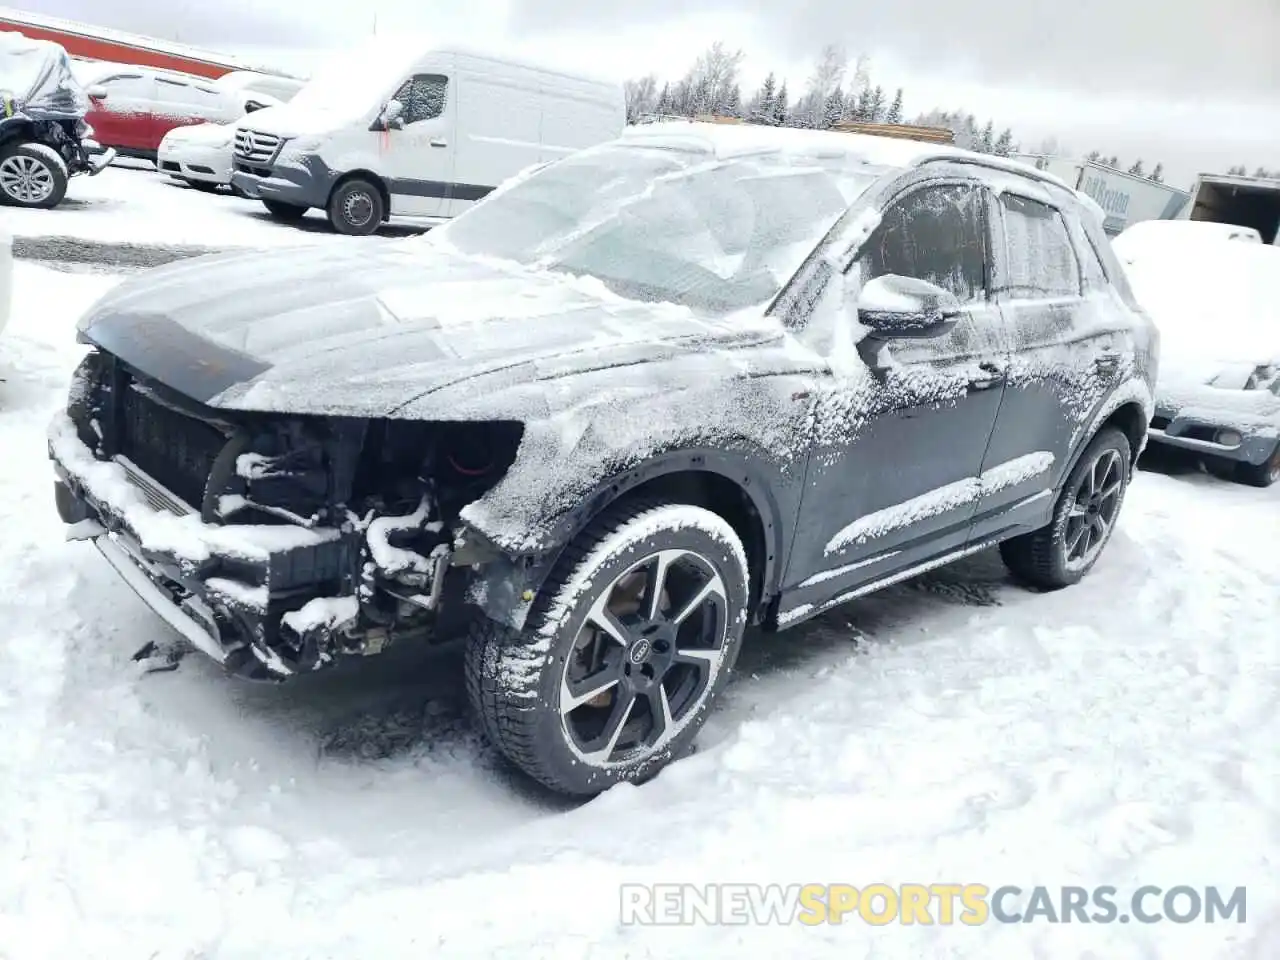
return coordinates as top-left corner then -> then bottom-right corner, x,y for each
75,239 -> 781,418
234,102 -> 350,139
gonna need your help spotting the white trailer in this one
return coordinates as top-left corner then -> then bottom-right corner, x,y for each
1010,154 -> 1191,235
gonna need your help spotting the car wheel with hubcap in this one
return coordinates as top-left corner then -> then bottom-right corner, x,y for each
327,178 -> 384,236
1001,427 -> 1132,589
0,143 -> 68,209
465,499 -> 750,796
1236,442 -> 1280,488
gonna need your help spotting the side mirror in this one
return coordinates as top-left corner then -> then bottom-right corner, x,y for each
379,98 -> 405,130
244,99 -> 268,114
856,274 -> 962,339
87,85 -> 108,101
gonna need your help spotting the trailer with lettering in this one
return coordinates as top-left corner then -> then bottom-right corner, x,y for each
1010,154 -> 1190,236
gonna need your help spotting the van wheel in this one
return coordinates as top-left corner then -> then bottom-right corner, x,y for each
262,199 -> 307,221
465,500 -> 750,796
1001,427 -> 1132,590
328,178 -> 384,236
0,143 -> 68,208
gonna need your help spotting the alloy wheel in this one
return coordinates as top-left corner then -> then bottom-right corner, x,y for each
559,548 -> 730,768
1063,447 -> 1125,571
0,154 -> 55,204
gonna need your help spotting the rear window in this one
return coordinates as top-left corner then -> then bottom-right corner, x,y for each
999,194 -> 1081,298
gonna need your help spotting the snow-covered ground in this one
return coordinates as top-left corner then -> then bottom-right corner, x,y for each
4,165 -> 429,251
0,261 -> 1276,958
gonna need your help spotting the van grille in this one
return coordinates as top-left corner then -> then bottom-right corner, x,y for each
117,381 -> 230,511
234,128 -> 281,164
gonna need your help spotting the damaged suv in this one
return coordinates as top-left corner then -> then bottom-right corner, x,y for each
49,121 -> 1157,796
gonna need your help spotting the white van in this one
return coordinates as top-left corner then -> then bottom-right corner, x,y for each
230,43 -> 626,235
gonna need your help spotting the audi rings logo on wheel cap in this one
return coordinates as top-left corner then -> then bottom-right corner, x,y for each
628,639 -> 652,664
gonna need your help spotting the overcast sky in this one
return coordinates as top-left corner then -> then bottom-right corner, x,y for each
27,0 -> 1280,185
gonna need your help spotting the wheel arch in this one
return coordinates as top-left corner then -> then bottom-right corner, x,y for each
328,169 -> 390,220
466,448 -> 791,633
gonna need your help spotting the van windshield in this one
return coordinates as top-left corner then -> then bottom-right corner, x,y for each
433,144 -> 877,316
285,47 -> 415,120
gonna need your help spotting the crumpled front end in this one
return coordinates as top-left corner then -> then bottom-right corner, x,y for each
48,349 -> 521,680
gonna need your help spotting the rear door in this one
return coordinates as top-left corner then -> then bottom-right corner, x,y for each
970,188 -> 1129,542
153,78 -> 225,147
380,72 -> 454,218
86,73 -> 157,152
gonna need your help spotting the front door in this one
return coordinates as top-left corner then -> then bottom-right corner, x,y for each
782,180 -> 1009,619
970,189 -> 1129,543
379,72 -> 455,218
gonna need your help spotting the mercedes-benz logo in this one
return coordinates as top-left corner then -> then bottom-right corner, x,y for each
628,638 -> 652,665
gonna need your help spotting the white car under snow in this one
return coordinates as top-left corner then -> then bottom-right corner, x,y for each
1113,219 -> 1280,487
156,122 -> 240,190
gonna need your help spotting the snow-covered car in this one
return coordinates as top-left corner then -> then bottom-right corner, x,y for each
156,107 -> 277,191
47,121 -> 1158,796
0,224 -> 11,337
1113,220 -> 1280,487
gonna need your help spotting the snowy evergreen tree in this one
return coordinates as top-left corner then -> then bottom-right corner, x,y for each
1227,165 -> 1247,175
822,86 -> 844,128
1106,156 -> 1119,168
885,88 -> 903,124
724,84 -> 742,118
1086,150 -> 1102,163
979,120 -> 994,153
1255,167 -> 1273,178
748,73 -> 777,124
993,128 -> 1014,157
1149,162 -> 1164,183
773,82 -> 789,125
867,85 -> 886,122
1127,159 -> 1144,176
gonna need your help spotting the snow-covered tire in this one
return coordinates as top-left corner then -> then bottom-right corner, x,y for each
1236,443 -> 1280,489
0,142 -> 68,209
465,499 -> 750,796
1001,427 -> 1132,590
327,178 -> 384,236
262,199 -> 307,221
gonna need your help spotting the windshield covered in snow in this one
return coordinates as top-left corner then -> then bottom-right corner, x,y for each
0,33 -> 89,115
434,144 -> 878,316
283,44 -> 417,121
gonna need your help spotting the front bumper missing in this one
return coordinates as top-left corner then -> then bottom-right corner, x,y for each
49,414 -> 451,681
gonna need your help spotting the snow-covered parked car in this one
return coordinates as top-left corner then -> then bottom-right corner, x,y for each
156,98 -> 280,192
1113,220 -> 1280,487
0,33 -> 113,209
47,121 -> 1158,796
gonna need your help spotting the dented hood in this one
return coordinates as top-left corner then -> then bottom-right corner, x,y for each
76,239 -> 774,418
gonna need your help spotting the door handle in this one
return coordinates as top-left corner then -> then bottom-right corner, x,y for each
429,137 -> 448,148
1095,353 -> 1121,376
968,360 -> 1004,390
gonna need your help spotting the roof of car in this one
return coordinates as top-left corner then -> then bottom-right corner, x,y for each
621,120 -> 1076,193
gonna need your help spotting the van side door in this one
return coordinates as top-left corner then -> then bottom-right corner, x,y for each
380,73 -> 454,218
444,64 -> 544,217
970,188 -> 1130,544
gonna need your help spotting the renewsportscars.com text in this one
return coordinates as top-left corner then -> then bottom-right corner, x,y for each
619,883 -> 1248,926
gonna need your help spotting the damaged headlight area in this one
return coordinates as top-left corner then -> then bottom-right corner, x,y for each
52,349 -> 524,681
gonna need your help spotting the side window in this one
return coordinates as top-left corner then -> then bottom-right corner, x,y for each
998,194 -> 1081,298
157,78 -> 221,109
1075,222 -> 1111,292
393,74 -> 448,124
859,183 -> 988,304
101,75 -> 150,98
